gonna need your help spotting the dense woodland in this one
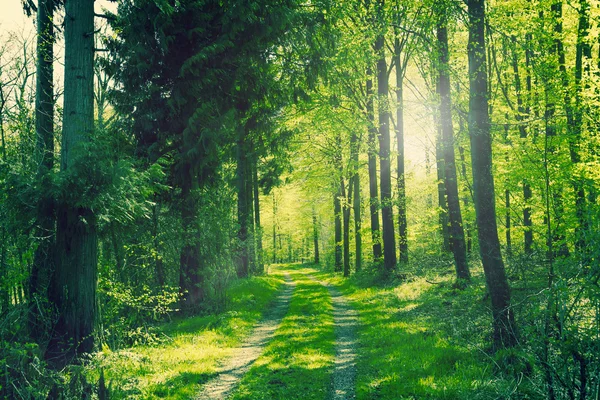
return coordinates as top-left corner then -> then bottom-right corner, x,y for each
1,0 -> 599,398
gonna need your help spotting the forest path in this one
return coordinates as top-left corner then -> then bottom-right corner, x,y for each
308,274 -> 358,400
194,273 -> 296,400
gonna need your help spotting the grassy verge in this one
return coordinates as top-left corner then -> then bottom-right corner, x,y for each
313,264 -> 527,400
230,267 -> 335,400
91,269 -> 286,399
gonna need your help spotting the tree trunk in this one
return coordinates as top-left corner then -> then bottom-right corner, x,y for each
366,77 -> 382,261
334,184 -> 343,272
342,177 -> 351,277
353,171 -> 362,273
458,145 -> 473,254
252,157 -> 264,273
47,0 -> 97,366
236,128 -> 249,278
179,162 -> 203,312
394,40 -> 408,265
152,203 -> 165,287
467,0 -> 517,349
272,192 -> 277,264
435,115 -> 450,252
505,188 -> 512,255
312,206 -> 320,264
375,22 -> 397,273
30,0 -> 55,339
350,125 -> 361,272
437,21 -> 470,282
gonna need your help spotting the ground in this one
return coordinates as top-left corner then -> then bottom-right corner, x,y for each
92,263 -> 536,399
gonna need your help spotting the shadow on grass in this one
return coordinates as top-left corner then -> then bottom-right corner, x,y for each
319,270 -> 517,399
230,273 -> 335,400
150,371 -> 214,399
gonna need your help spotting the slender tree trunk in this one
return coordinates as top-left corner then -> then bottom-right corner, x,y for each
435,114 -> 450,252
246,146 -> 255,274
458,145 -> 473,253
510,36 -> 534,254
179,162 -> 203,312
272,192 -> 277,264
47,0 -> 97,365
236,128 -> 249,278
394,40 -> 408,265
252,157 -> 263,273
467,0 -> 517,349
353,172 -> 362,272
437,21 -> 470,282
375,15 -> 397,272
0,229 -> 7,312
312,206 -> 320,264
334,180 -> 343,272
152,203 -> 165,287
350,126 -> 362,272
366,77 -> 382,260
30,0 -> 55,339
342,177 -> 352,277
505,188 -> 512,255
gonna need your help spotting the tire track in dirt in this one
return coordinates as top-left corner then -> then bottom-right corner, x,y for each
194,273 -> 295,400
308,274 -> 358,400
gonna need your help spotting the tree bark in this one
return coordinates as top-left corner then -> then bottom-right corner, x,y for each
394,39 -> 408,265
342,177 -> 351,277
467,0 -> 517,349
179,162 -> 204,312
30,0 -> 55,339
312,206 -> 320,264
47,0 -> 97,365
435,114 -> 450,252
272,192 -> 277,264
252,156 -> 264,273
366,77 -> 382,260
334,184 -> 343,272
437,21 -> 470,282
375,13 -> 397,272
236,127 -> 249,278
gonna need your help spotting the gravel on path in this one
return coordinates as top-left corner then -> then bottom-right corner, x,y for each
194,273 -> 296,400
309,275 -> 358,400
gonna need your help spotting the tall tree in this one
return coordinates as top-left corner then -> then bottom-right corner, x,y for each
467,0 -> 516,348
436,16 -> 470,282
47,0 -> 97,364
366,75 -> 383,261
375,0 -> 397,272
29,0 -> 55,338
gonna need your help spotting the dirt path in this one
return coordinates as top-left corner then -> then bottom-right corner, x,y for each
309,275 -> 358,400
194,273 -> 296,400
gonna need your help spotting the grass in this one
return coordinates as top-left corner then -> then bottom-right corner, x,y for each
92,269 -> 286,399
230,266 -> 335,400
312,263 -> 531,399
92,261 -> 539,399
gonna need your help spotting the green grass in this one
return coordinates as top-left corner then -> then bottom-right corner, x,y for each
312,265 -> 525,400
92,269 -> 286,399
230,267 -> 335,400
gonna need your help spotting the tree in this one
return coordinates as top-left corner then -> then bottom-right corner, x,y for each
47,0 -> 97,364
467,0 -> 516,348
436,13 -> 470,283
375,0 -> 397,273
29,0 -> 55,340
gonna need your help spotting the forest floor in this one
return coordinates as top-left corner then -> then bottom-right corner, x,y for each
93,263 -> 538,399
